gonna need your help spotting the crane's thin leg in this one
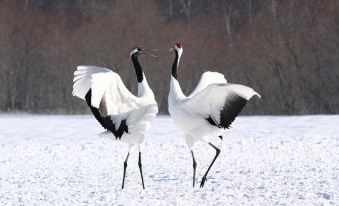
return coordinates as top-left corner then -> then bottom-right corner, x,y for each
122,152 -> 130,189
138,152 -> 145,189
191,150 -> 197,187
200,142 -> 220,188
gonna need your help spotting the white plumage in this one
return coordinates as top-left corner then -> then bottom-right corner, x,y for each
168,43 -> 260,188
73,65 -> 157,138
188,71 -> 227,97
72,48 -> 158,189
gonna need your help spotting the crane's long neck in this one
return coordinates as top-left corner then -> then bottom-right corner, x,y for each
170,50 -> 185,100
132,54 -> 143,83
131,54 -> 153,97
172,50 -> 179,79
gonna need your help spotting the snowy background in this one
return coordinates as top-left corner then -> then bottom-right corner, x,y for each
0,115 -> 338,205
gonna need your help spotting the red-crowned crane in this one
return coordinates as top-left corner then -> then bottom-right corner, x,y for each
168,43 -> 260,187
72,47 -> 158,189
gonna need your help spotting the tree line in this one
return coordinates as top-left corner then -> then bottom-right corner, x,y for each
0,0 -> 338,114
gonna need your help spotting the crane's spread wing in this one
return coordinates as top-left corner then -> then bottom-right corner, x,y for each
72,66 -> 137,137
183,83 -> 261,129
188,71 -> 227,98
72,65 -> 140,116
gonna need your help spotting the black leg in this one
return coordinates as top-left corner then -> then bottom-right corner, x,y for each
122,153 -> 130,189
200,142 -> 220,188
138,152 -> 145,189
191,150 -> 197,187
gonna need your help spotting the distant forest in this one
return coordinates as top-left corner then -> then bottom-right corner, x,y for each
1,0 -> 339,114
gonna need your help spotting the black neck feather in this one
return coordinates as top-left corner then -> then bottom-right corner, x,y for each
131,54 -> 143,83
172,50 -> 179,79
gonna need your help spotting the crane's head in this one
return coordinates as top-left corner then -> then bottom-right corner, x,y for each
130,47 -> 142,56
130,47 -> 157,58
169,43 -> 183,57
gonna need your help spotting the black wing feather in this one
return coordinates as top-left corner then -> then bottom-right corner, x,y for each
219,92 -> 247,129
206,91 -> 247,129
85,89 -> 128,139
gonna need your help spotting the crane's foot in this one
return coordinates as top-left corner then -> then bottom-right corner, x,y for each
200,175 -> 207,188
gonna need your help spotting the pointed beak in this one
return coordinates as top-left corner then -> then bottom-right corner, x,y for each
169,47 -> 174,52
140,49 -> 158,58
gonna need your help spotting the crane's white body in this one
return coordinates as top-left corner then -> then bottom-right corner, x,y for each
73,66 -> 158,149
169,71 -> 260,149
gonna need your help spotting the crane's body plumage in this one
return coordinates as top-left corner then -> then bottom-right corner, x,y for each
73,66 -> 158,145
169,72 -> 260,148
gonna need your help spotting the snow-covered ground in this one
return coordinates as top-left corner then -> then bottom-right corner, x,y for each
0,115 -> 338,205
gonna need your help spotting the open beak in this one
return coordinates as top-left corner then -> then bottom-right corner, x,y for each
140,49 -> 158,58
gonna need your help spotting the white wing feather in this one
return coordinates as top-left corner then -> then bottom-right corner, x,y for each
72,66 -> 140,116
183,83 -> 260,124
72,66 -> 112,100
188,71 -> 227,98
